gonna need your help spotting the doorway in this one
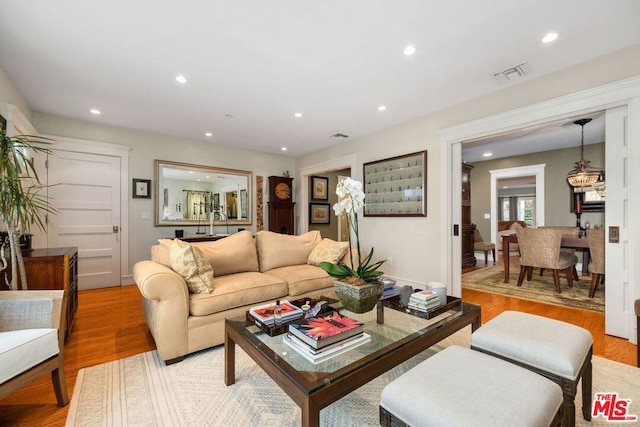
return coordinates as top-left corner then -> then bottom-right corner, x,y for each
441,78 -> 639,342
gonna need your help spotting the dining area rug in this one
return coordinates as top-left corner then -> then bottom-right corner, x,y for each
462,265 -> 604,312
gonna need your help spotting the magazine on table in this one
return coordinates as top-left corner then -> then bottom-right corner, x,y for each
249,300 -> 303,326
288,311 -> 364,349
283,332 -> 371,364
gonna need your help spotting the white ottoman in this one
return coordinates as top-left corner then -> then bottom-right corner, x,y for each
471,311 -> 593,427
380,345 -> 563,427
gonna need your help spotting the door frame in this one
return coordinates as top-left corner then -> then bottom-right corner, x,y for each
43,134 -> 131,285
298,155 -> 357,234
440,76 -> 640,342
489,164 -> 546,243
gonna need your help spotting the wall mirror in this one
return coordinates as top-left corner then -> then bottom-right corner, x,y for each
154,160 -> 252,226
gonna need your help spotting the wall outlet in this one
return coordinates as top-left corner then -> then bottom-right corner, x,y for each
484,213 -> 491,219
386,257 -> 393,266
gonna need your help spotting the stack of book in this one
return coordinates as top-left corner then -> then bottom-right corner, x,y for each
283,311 -> 371,364
249,300 -> 303,326
381,277 -> 401,299
408,289 -> 441,313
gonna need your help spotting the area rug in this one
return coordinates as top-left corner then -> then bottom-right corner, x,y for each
65,327 -> 639,427
462,266 -> 605,312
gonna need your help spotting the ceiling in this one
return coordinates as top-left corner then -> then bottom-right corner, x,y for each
1,1 -> 639,157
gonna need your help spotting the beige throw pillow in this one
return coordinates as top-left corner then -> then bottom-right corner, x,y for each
307,238 -> 349,266
169,239 -> 214,294
192,230 -> 259,276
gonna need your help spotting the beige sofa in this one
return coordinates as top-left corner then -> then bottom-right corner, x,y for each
133,230 -> 347,364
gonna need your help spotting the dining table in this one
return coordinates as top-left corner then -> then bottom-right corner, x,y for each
501,233 -> 590,283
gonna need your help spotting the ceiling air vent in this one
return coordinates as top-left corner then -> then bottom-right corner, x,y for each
493,63 -> 532,83
330,133 -> 349,139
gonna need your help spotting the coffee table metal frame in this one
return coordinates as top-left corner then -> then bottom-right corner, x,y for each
225,301 -> 481,427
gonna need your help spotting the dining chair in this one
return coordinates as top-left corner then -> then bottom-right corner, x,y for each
539,226 -> 580,280
0,290 -> 69,406
516,227 -> 577,293
473,229 -> 496,266
586,228 -> 605,298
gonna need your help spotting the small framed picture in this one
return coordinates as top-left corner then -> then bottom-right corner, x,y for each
311,176 -> 329,200
133,179 -> 152,199
310,203 -> 331,224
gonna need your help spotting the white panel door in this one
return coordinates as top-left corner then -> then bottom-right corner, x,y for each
47,150 -> 121,290
604,107 -> 630,338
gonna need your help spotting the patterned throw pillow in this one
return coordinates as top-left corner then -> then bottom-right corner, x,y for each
307,238 -> 349,266
169,239 -> 214,294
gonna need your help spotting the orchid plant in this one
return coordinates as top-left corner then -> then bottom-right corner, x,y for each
318,177 -> 385,285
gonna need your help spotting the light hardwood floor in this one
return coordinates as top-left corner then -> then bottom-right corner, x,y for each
1,282 -> 637,426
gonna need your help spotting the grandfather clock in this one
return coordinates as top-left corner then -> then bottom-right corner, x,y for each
268,176 -> 295,234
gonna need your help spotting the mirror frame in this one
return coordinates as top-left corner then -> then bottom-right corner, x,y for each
154,159 -> 252,226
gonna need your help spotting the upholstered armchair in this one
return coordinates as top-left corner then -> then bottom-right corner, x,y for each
0,290 -> 69,406
515,228 -> 577,293
586,228 -> 605,298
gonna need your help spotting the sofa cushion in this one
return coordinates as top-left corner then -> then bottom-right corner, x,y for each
264,264 -> 334,296
169,239 -> 214,294
307,238 -> 349,266
189,272 -> 288,316
0,328 -> 59,384
256,230 -> 322,272
192,231 -> 259,276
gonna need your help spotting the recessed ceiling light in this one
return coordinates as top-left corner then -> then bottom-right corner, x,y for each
483,152 -> 493,157
378,105 -> 387,111
90,109 -> 101,115
403,45 -> 416,56
176,75 -> 187,84
281,147 -> 287,151
542,32 -> 558,43
295,112 -> 302,118
205,132 -> 212,137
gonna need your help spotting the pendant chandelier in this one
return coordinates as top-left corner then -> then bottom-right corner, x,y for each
566,118 -> 602,190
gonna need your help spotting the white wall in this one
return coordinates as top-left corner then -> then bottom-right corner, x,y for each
31,113 -> 297,277
297,43 -> 640,286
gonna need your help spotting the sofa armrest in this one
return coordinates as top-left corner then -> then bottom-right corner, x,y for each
133,261 -> 190,362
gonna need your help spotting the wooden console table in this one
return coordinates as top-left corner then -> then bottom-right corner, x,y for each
502,234 -> 590,283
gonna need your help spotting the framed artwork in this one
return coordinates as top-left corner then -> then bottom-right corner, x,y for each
132,179 -> 152,199
570,185 -> 604,213
309,203 -> 331,224
363,150 -> 427,217
0,113 -> 6,131
311,175 -> 329,200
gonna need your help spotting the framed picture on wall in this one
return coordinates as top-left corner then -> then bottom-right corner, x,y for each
132,179 -> 152,199
311,176 -> 329,200
309,203 -> 331,224
363,150 -> 427,217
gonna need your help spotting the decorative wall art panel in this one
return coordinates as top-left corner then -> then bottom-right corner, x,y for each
363,151 -> 427,217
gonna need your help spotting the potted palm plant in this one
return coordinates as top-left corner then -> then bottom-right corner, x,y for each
319,177 -> 386,313
0,124 -> 52,290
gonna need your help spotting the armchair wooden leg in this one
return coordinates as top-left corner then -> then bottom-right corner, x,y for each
51,361 -> 69,407
573,267 -> 579,281
491,248 -> 496,265
483,250 -> 488,266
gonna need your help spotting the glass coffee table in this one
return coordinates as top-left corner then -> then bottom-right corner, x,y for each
225,298 -> 481,427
